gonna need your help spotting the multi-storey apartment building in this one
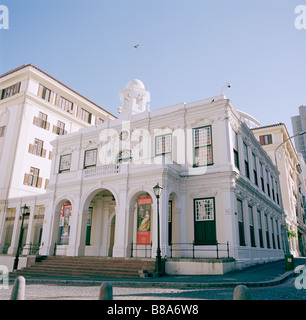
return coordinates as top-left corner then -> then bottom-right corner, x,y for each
0,64 -> 116,256
252,123 -> 306,257
291,105 -> 306,163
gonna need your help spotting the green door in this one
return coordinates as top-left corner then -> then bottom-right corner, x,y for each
194,198 -> 216,245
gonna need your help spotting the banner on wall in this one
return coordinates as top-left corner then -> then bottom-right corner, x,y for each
59,204 -> 72,245
137,197 -> 152,244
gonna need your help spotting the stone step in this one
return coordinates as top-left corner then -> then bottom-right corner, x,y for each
11,256 -> 156,278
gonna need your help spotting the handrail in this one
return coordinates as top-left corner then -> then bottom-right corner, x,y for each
130,241 -> 152,258
169,241 -> 230,259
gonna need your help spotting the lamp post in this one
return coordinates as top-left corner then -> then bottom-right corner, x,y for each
13,204 -> 30,271
274,130 -> 306,257
153,183 -> 163,277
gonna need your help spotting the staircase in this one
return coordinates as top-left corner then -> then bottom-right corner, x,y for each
11,256 -> 156,278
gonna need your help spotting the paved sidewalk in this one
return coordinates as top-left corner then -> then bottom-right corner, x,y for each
10,258 -> 306,288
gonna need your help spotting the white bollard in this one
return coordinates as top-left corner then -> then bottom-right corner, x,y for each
233,285 -> 251,300
10,276 -> 25,300
98,281 -> 113,300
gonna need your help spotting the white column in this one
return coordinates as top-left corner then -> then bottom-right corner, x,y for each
22,201 -> 36,255
223,188 -> 236,258
243,199 -> 251,247
112,183 -> 128,257
253,204 -> 260,248
100,199 -> 110,256
66,197 -> 81,256
160,191 -> 169,258
7,206 -> 20,255
38,198 -> 56,256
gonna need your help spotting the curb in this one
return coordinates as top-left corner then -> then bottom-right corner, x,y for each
9,270 -> 295,289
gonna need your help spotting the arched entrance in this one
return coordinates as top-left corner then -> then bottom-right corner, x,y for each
127,191 -> 154,258
51,199 -> 72,256
82,188 -> 117,257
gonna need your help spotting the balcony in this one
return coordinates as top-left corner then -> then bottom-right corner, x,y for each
83,164 -> 121,179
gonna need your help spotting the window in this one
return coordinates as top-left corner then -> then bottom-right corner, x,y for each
33,112 -> 50,130
271,176 -> 275,201
84,149 -> 97,168
58,96 -> 73,113
260,162 -> 265,192
95,117 -> 104,125
271,217 -> 276,249
232,130 -> 240,169
23,167 -> 42,188
266,170 -> 271,197
53,121 -> 67,135
265,214 -> 270,248
249,206 -> 256,247
258,210 -> 264,248
195,198 -> 214,221
275,181 -> 280,205
237,199 -> 245,246
155,134 -> 172,157
275,220 -> 280,249
38,85 -> 54,103
59,154 -> 72,173
193,126 -> 213,167
252,153 -> 258,186
0,125 -> 6,137
78,108 -> 92,124
259,134 -> 273,146
243,142 -> 250,179
28,138 -> 46,157
1,82 -> 21,100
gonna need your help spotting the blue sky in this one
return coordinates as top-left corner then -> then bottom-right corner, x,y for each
1,0 -> 306,135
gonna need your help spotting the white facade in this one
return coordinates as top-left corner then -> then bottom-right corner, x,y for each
0,64 -> 116,255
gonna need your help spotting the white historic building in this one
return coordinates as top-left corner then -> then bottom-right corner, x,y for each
0,75 -> 285,273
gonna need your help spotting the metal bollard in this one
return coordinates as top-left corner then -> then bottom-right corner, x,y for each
233,285 -> 251,300
98,281 -> 113,300
10,276 -> 25,300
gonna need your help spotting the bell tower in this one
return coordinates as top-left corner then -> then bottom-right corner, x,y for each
118,79 -> 150,119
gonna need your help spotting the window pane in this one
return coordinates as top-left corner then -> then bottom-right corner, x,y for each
156,134 -> 171,155
195,199 -> 214,221
195,127 -> 211,147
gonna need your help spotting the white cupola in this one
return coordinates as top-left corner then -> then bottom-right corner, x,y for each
118,79 -> 150,119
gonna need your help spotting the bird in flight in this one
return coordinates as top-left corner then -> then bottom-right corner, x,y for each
134,44 -> 140,49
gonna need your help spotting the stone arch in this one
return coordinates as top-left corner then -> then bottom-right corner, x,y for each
81,187 -> 117,257
126,187 -> 156,258
50,197 -> 73,255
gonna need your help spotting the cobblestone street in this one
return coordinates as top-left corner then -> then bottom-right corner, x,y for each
0,277 -> 305,300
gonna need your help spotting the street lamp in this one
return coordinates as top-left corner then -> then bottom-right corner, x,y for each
274,130 -> 306,258
13,204 -> 30,271
153,183 -> 163,277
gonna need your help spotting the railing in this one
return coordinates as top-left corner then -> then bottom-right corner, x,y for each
83,164 -> 121,179
1,243 -> 40,255
20,243 -> 41,255
130,241 -> 152,258
169,242 -> 230,259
